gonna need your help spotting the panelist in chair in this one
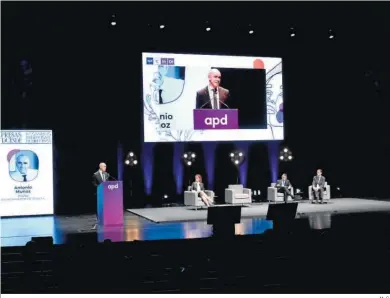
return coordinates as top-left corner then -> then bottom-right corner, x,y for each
196,68 -> 230,109
275,173 -> 293,203
92,162 -> 110,188
312,169 -> 326,204
191,174 -> 214,207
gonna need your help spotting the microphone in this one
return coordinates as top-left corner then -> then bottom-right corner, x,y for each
219,100 -> 230,108
199,100 -> 212,109
107,173 -> 118,181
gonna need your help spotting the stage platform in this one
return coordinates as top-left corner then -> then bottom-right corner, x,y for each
128,198 -> 390,223
2,198 -> 390,247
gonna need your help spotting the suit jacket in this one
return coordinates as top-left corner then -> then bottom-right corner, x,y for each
191,182 -> 205,192
92,171 -> 109,188
10,169 -> 39,182
275,179 -> 292,188
195,86 -> 230,109
312,175 -> 326,188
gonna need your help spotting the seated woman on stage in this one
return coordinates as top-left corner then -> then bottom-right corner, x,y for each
191,174 -> 213,207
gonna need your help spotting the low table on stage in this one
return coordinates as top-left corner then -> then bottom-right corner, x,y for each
97,181 -> 124,226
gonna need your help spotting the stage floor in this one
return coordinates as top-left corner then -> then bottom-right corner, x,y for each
2,198 -> 390,248
127,198 -> 390,223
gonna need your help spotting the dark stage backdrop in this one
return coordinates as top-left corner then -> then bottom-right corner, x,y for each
2,2 -> 390,214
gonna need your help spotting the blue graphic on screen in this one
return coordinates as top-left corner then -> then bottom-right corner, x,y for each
154,66 -> 186,104
8,150 -> 39,182
146,57 -> 153,65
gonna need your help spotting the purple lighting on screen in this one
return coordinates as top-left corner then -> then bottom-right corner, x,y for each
142,143 -> 155,195
237,142 -> 250,186
117,142 -> 124,181
173,143 -> 185,194
202,142 -> 217,190
267,141 -> 280,183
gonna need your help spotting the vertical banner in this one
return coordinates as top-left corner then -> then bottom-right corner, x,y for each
0,130 -> 54,217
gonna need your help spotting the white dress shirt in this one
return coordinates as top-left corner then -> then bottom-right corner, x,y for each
316,175 -> 322,188
208,86 -> 220,109
196,182 -> 201,192
99,170 -> 105,182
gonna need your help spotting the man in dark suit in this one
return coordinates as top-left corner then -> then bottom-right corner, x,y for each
312,169 -> 326,204
275,173 -> 293,203
92,162 -> 110,188
196,68 -> 230,109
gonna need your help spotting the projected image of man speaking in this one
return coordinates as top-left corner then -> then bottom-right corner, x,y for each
196,69 -> 230,109
9,151 -> 39,182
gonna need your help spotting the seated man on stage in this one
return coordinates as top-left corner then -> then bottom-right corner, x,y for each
312,169 -> 326,204
191,174 -> 214,207
275,173 -> 293,203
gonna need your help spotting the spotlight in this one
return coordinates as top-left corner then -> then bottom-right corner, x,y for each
279,147 -> 293,162
329,30 -> 334,39
230,150 -> 245,167
160,24 -> 165,29
163,194 -> 168,199
110,14 -> 116,26
206,27 -> 211,32
249,30 -> 254,34
125,151 -> 138,167
182,151 -> 196,167
289,27 -> 296,37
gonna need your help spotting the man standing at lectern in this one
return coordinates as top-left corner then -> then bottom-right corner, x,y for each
196,69 -> 230,109
92,162 -> 110,187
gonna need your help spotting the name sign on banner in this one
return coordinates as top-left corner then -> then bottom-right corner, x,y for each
193,109 -> 239,130
0,130 -> 54,217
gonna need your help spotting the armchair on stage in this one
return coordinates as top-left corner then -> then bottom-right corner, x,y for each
308,182 -> 331,203
184,189 -> 215,209
267,183 -> 294,203
225,184 -> 252,205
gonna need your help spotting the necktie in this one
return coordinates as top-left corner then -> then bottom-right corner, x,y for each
282,180 -> 285,186
22,175 -> 27,182
213,88 -> 218,109
102,173 -> 105,182
158,89 -> 163,104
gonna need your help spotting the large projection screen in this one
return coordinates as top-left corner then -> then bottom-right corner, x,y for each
142,52 -> 284,142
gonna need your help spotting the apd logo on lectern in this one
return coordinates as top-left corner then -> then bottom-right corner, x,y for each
108,184 -> 119,190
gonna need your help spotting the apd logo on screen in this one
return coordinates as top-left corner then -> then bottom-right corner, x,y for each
146,57 -> 174,65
